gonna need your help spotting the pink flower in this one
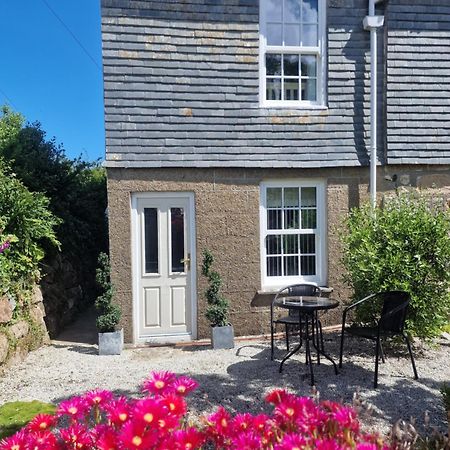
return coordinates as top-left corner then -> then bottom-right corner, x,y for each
104,396 -> 131,427
0,430 -> 27,450
131,398 -> 163,428
26,414 -> 56,432
168,428 -> 205,449
332,405 -> 359,433
84,389 -> 113,408
25,431 -> 59,450
231,413 -> 254,435
313,438 -> 342,450
0,240 -> 10,254
117,421 -> 157,449
59,423 -> 91,449
231,431 -> 262,449
172,376 -> 198,396
141,371 -> 176,396
160,393 -> 187,418
91,424 -> 118,450
265,389 -> 291,406
57,397 -> 90,422
205,407 -> 232,447
275,432 -> 307,450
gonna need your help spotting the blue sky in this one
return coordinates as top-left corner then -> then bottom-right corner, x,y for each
0,0 -> 105,161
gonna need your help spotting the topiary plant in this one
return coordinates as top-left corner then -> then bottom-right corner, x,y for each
95,252 -> 121,333
201,249 -> 230,328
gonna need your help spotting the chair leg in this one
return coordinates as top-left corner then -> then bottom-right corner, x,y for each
380,340 -> 386,364
285,324 -> 290,351
339,322 -> 345,368
374,337 -> 381,389
404,333 -> 418,380
270,322 -> 275,361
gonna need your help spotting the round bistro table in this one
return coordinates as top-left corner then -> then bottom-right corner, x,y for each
273,295 -> 339,386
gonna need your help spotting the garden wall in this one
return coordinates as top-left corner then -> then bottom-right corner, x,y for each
0,286 -> 49,373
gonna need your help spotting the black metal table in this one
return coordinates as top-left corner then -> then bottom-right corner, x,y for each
273,295 -> 339,386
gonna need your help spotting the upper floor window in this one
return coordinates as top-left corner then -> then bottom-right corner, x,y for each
259,0 -> 325,107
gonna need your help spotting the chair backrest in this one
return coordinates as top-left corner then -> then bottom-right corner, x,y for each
274,283 -> 321,316
379,291 -> 411,333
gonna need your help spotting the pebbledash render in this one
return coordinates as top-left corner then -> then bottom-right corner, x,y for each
101,0 -> 450,344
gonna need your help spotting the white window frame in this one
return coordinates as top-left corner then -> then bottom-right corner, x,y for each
259,179 -> 327,290
259,0 -> 327,108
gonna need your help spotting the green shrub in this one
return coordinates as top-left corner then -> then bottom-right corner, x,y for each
0,107 -> 108,305
95,252 -> 121,333
201,249 -> 230,328
0,159 -> 60,303
0,400 -> 56,439
341,192 -> 450,339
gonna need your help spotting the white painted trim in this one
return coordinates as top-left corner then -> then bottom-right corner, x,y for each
259,179 -> 327,290
259,0 -> 327,108
131,192 -> 197,344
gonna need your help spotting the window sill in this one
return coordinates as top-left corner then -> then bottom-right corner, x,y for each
260,103 -> 328,111
257,286 -> 333,295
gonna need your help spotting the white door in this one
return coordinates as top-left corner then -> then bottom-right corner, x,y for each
133,194 -> 196,343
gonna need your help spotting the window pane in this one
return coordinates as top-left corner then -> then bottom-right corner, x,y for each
302,78 -> 317,101
266,78 -> 282,100
302,0 -> 318,23
300,234 -> 315,254
284,209 -> 299,229
302,24 -> 318,46
284,256 -> 299,276
266,0 -> 282,21
285,0 -> 301,23
284,55 -> 299,76
284,24 -> 300,46
301,187 -> 317,207
301,255 -> 316,275
301,209 -> 317,228
285,79 -> 299,101
266,235 -> 282,255
266,54 -> 282,76
284,187 -> 299,207
301,55 -> 317,77
268,209 -> 282,229
267,256 -> 282,276
267,187 -> 282,207
283,234 -> 299,254
144,208 -> 158,273
170,208 -> 185,273
267,23 -> 282,45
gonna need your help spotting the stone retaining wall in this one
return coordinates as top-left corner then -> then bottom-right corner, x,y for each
0,286 -> 49,373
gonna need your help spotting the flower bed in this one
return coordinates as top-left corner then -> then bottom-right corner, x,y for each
0,371 -> 389,449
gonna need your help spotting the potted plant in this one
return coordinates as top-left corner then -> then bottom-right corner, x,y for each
95,252 -> 123,355
201,249 -> 234,349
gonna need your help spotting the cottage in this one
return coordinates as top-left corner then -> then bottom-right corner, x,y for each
101,0 -> 450,344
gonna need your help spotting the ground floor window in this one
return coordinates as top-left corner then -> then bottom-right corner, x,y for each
260,180 -> 326,289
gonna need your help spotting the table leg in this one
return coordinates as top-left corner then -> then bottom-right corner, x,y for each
305,315 -> 315,386
310,318 -> 339,375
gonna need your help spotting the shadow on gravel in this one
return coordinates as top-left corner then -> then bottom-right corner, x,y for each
51,344 -> 98,355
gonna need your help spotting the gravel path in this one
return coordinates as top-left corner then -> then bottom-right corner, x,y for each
0,332 -> 449,436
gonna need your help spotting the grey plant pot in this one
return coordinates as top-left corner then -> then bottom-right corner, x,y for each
98,329 -> 123,355
211,325 -> 234,349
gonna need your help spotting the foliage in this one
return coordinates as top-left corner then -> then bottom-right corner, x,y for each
341,192 -> 450,339
202,249 -> 230,328
0,159 -> 60,303
441,384 -> 450,412
0,401 -> 56,439
0,107 -> 108,305
0,372 -> 390,450
95,253 -> 121,333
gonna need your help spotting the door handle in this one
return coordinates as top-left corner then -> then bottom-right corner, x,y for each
180,253 -> 191,271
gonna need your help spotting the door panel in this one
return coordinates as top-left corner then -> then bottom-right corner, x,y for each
135,195 -> 193,339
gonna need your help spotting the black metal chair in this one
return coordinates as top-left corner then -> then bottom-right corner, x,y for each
339,291 -> 418,388
270,283 -> 322,360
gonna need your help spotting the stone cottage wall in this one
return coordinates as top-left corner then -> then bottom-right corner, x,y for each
107,164 -> 450,344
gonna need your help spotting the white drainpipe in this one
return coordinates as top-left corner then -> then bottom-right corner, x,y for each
364,0 -> 384,208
